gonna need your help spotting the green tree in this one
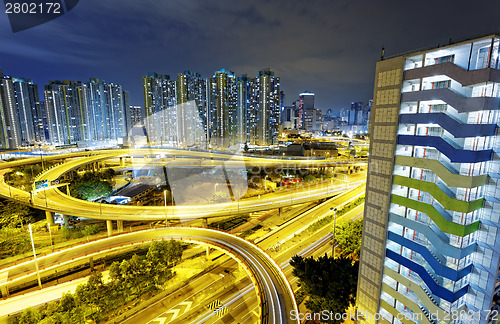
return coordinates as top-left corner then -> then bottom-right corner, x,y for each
18,307 -> 41,324
146,240 -> 182,286
304,174 -> 317,182
58,292 -> 76,313
335,219 -> 363,260
99,168 -> 116,180
0,200 -> 35,228
69,171 -> 113,201
82,224 -> 100,236
290,254 -> 359,324
0,227 -> 30,258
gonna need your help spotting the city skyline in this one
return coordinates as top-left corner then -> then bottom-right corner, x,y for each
1,1 -> 499,112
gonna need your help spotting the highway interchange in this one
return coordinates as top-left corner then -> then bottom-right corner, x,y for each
0,148 -> 367,323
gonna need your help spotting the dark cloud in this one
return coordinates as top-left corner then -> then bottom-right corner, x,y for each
1,0 -> 499,111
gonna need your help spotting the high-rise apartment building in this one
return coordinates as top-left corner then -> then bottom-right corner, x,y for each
208,69 -> 237,147
129,106 -> 144,126
297,92 -> 315,130
45,79 -> 130,145
44,80 -> 85,145
357,35 -> 500,324
252,69 -> 280,146
0,70 -> 43,148
143,73 -> 177,145
177,71 -> 208,147
80,79 -> 130,142
236,74 -> 253,144
143,68 -> 281,148
0,70 -> 20,149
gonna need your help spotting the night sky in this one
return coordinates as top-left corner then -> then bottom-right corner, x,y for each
1,0 -> 499,113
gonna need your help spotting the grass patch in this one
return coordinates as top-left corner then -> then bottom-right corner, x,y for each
308,196 -> 365,233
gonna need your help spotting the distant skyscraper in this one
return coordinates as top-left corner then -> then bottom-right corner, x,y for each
0,70 -> 20,149
349,101 -> 364,125
279,90 -> 285,123
143,73 -> 177,145
252,69 -> 280,145
129,106 -> 144,126
44,80 -> 84,144
298,92 -> 315,129
208,69 -> 237,147
357,34 -> 500,324
45,79 -> 130,145
303,108 -> 322,131
0,71 -> 42,148
177,71 -> 208,146
236,74 -> 253,144
80,79 -> 129,142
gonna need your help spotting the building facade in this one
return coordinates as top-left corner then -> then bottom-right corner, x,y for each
143,73 -> 177,145
357,35 -> 500,324
129,106 -> 144,126
45,79 -> 131,145
0,71 -> 43,148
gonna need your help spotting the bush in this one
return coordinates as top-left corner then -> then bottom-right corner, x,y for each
82,224 -> 100,236
304,174 -> 316,182
59,227 -> 73,240
18,308 -> 41,324
0,227 -> 30,259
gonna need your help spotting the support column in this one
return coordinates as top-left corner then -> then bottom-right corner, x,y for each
206,246 -> 210,258
63,215 -> 69,227
117,220 -> 124,233
45,210 -> 55,226
119,157 -> 124,167
106,220 -> 113,237
202,218 -> 208,228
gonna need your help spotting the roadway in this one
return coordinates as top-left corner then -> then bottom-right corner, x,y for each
145,194 -> 365,323
0,227 -> 299,324
0,184 -> 365,293
0,150 -> 365,221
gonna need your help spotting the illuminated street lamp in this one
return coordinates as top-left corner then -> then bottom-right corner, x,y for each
47,223 -> 53,251
330,207 -> 337,258
28,224 -> 42,289
164,189 -> 168,227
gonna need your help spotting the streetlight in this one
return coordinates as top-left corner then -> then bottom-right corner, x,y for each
330,207 -> 337,258
47,223 -> 53,251
28,224 -> 42,289
164,189 -> 168,227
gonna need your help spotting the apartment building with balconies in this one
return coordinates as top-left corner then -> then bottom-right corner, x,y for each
357,34 -> 500,324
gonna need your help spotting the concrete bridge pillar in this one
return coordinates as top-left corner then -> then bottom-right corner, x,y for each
117,220 -> 124,233
63,215 -> 69,226
45,211 -> 55,226
106,220 -> 113,237
202,218 -> 208,228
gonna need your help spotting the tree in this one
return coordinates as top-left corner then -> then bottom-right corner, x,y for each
290,254 -> 359,324
58,292 -> 76,313
335,219 -> 363,260
69,171 -> 114,201
0,200 -> 35,228
82,224 -> 100,236
99,168 -> 116,180
0,227 -> 30,258
18,307 -> 41,324
146,240 -> 182,286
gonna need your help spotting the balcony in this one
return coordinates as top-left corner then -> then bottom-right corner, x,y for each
404,62 -> 500,86
401,88 -> 500,113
